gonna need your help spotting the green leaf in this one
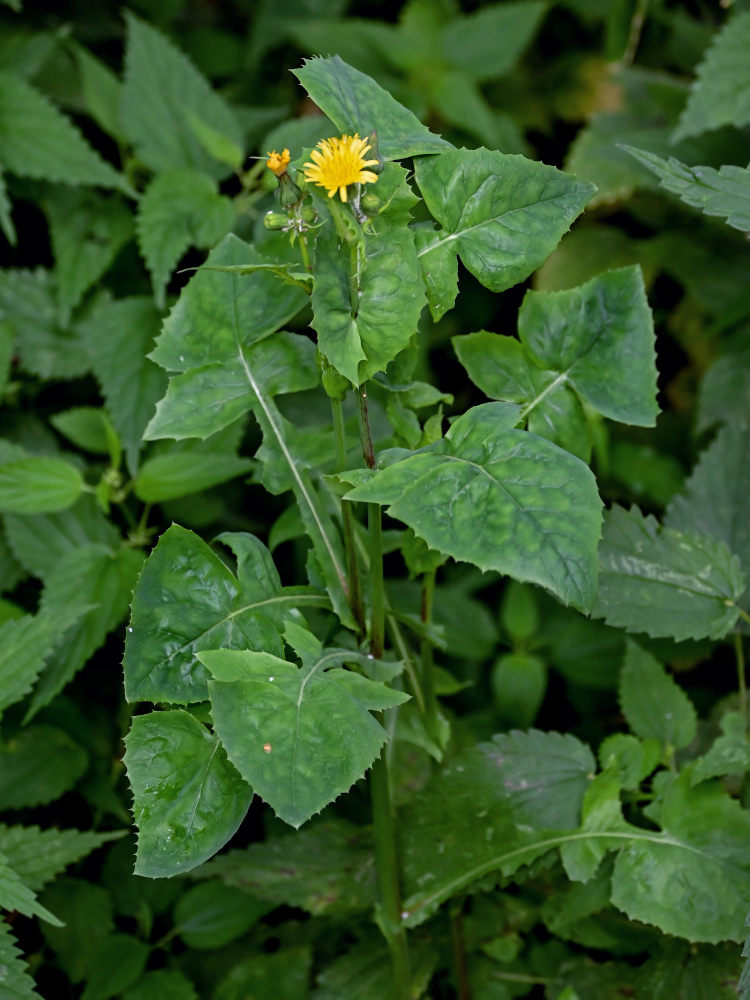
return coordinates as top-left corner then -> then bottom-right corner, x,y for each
173,881 -> 267,949
592,505 -> 745,641
413,225 -> 458,322
666,423 -> 750,574
200,635 -> 409,827
0,169 -> 16,245
347,403 -> 602,612
0,920 -> 42,999
133,442 -> 252,503
414,148 -> 595,306
611,771 -> 750,942
136,169 -> 235,308
120,13 -> 243,180
50,407 -> 115,456
216,947 -> 312,1000
124,710 -> 252,878
0,71 -> 127,190
598,733 -> 661,791
43,188 -> 133,324
1,852 -> 61,926
39,879 -> 112,982
79,935 -> 149,1000
673,11 -> 750,141
79,296 -> 167,475
201,818 -> 375,915
68,41 -> 124,140
124,524 -> 318,704
27,544 -> 144,718
560,768 -> 633,883
619,641 -> 697,750
624,146 -> 750,233
0,824 -> 120,892
698,348 -> 750,434
0,604 -> 86,716
636,940 -> 740,1000
4,494 -> 118,579
491,652 -> 547,728
441,2 -> 546,81
311,218 -> 425,384
0,455 -> 83,513
293,56 -> 452,160
312,941 -> 435,1000
691,712 -> 750,785
123,971 -> 198,1000
0,725 -> 88,808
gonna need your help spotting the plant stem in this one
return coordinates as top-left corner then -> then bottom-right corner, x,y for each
736,631 -> 747,721
449,903 -> 471,1000
420,569 -> 440,745
388,615 -> 426,714
330,397 -> 365,633
298,233 -> 311,272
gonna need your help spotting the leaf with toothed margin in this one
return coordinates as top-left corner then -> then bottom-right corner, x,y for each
124,710 -> 252,878
345,403 -> 602,612
200,623 -> 409,828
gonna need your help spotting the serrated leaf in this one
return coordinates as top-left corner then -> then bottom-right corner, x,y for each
624,146 -> 750,233
593,505 -> 745,641
441,2 -> 545,81
560,768 -> 633,883
673,11 -> 750,141
43,188 -> 133,323
124,710 -> 252,878
78,296 -> 167,475
0,71 -> 127,190
201,639 -> 409,827
0,824 -> 120,892
619,641 -> 697,750
346,403 -> 602,612
311,217 -> 425,384
136,169 -> 235,308
201,818 -> 375,915
79,934 -> 149,1000
173,882 -> 267,950
0,725 -> 88,808
636,940 -> 740,1000
0,920 -> 43,998
666,423 -> 750,574
27,544 -> 143,718
697,348 -> 750,433
1,852 -> 61,925
217,947 -> 312,1000
69,41 -> 123,140
120,14 -> 243,180
414,148 -> 595,310
293,55 -> 451,160
691,712 -> 750,785
124,524 -> 323,704
0,455 -> 83,513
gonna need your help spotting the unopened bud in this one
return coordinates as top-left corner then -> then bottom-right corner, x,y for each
360,192 -> 382,215
320,359 -> 350,400
264,211 -> 288,230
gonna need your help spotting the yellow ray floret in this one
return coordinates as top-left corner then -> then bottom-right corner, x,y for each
266,148 -> 290,176
303,134 -> 379,202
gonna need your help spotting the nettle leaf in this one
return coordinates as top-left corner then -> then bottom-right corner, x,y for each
691,712 -> 750,785
200,629 -> 409,828
0,70 -> 128,191
79,296 -> 167,476
619,641 -> 697,750
311,218 -> 425,385
347,403 -> 602,612
673,10 -> 750,141
136,169 -> 235,308
201,817 -> 375,915
173,882 -> 268,950
293,55 -> 452,160
560,768 -> 633,883
0,824 -> 119,892
0,920 -> 42,999
124,709 -> 252,878
39,879 -> 112,982
43,188 -> 133,324
611,770 -> 750,942
69,40 -> 124,141
0,724 -> 88,809
0,455 -> 83,513
124,524 -> 324,704
120,13 -> 243,180
441,1 -> 546,81
1,852 -> 61,926
624,146 -> 750,233
413,148 -> 595,316
593,506 -> 745,641
666,423 -> 750,574
697,348 -> 750,434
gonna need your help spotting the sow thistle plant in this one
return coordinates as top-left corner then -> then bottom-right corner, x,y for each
119,55 -> 750,998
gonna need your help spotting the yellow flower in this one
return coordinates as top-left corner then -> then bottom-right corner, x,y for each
303,134 -> 379,202
266,148 -> 291,177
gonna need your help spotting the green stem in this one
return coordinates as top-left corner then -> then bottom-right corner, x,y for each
369,503 -> 385,659
298,233 -> 311,272
331,396 -> 365,635
736,631 -> 747,721
420,569 -> 440,745
449,903 -> 471,1000
737,606 -> 750,627
388,615 -> 426,714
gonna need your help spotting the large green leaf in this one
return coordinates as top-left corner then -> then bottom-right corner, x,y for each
0,70 -> 127,191
124,524 -> 323,704
673,10 -> 750,141
136,169 -> 235,308
593,505 -> 745,641
0,725 -> 88,809
173,881 -> 268,950
124,710 -> 252,878
202,818 -> 375,915
441,2 -> 545,81
1,852 -> 61,926
79,296 -> 167,475
119,13 -> 243,180
293,56 -> 451,160
0,824 -> 119,892
0,455 -> 83,513
624,146 -> 750,233
666,423 -> 750,574
311,218 -> 425,384
200,624 -> 409,828
346,403 -> 602,612
0,920 -> 42,998
413,148 -> 595,312
619,641 -> 697,751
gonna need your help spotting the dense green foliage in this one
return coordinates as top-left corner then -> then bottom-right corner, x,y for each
1,1 -> 750,998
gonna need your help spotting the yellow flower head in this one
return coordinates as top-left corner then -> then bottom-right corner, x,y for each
303,134 -> 379,202
266,148 -> 291,177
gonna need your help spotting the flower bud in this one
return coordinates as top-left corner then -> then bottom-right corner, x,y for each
264,211 -> 288,230
320,357 -> 350,400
